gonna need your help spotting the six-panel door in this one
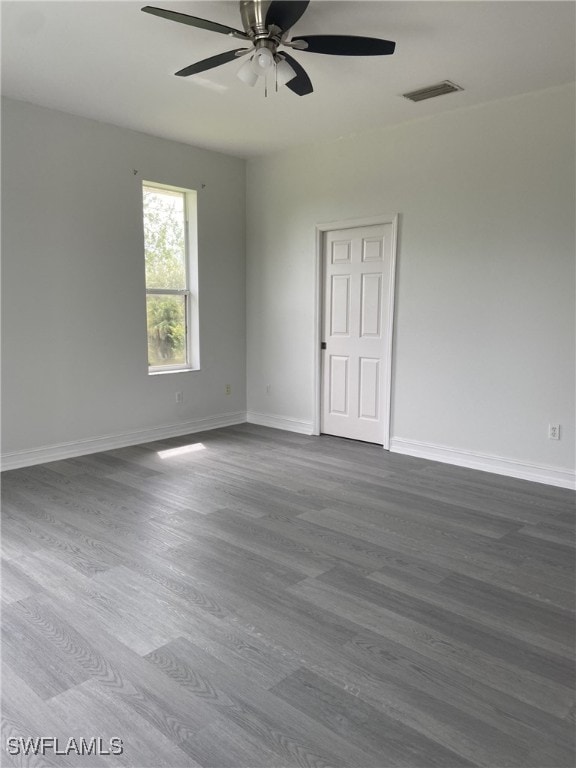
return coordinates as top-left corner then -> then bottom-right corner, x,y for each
321,223 -> 393,444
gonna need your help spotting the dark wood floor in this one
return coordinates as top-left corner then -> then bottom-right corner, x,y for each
1,424 -> 575,768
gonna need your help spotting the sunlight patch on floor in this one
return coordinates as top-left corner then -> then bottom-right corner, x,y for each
157,442 -> 206,459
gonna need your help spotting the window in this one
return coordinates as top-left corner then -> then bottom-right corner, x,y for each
142,183 -> 198,373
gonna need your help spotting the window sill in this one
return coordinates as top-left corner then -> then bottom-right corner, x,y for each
148,367 -> 199,376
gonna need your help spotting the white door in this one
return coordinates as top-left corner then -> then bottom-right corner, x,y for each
321,223 -> 394,444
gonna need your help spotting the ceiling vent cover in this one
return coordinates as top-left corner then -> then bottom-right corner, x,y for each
402,80 -> 463,102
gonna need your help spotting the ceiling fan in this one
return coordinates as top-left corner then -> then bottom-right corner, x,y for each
141,0 -> 396,96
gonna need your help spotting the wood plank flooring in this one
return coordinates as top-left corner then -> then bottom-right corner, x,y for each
1,424 -> 575,767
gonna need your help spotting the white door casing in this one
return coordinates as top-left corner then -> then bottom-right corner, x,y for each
317,219 -> 396,446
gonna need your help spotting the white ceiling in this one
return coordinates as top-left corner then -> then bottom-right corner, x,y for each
1,1 -> 575,157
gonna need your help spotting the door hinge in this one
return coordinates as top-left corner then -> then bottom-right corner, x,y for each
321,342 -> 327,350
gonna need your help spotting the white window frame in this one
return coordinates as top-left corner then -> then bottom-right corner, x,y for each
143,181 -> 199,374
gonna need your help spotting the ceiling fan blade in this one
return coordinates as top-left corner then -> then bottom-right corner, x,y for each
175,49 -> 250,77
265,1 -> 310,32
142,6 -> 249,40
280,52 -> 313,96
292,35 -> 396,56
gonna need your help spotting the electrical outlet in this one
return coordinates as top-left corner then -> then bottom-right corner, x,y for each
175,391 -> 183,404
225,384 -> 231,395
549,424 -> 560,440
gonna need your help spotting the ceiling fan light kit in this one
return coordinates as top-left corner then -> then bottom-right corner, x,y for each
275,56 -> 297,87
252,43 -> 275,74
237,57 -> 259,86
236,48 -> 298,95
141,0 -> 396,97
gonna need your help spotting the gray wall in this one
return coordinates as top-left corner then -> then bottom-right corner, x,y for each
246,85 -> 575,478
3,87 -> 574,486
1,98 -> 246,461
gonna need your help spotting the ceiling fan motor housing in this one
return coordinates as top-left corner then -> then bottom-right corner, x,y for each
240,0 -> 274,38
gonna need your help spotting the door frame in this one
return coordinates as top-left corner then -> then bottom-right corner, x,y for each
312,214 -> 399,448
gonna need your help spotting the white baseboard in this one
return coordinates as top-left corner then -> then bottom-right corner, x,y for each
1,411 -> 247,471
246,411 -> 314,436
389,437 -> 576,490
4,417 -> 572,490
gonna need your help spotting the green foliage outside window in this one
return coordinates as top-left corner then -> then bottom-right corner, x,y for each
146,295 -> 186,366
